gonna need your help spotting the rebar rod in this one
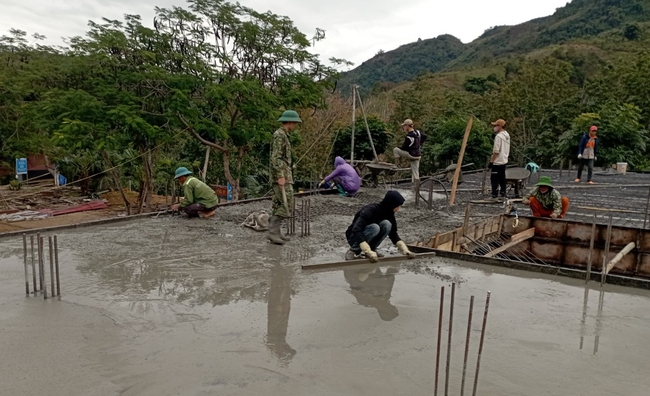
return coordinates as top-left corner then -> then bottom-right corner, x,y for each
460,295 -> 475,396
644,186 -> 650,230
39,237 -> 47,299
586,215 -> 596,283
471,291 -> 491,396
37,233 -> 42,291
444,283 -> 456,396
30,235 -> 36,292
434,286 -> 445,396
48,236 -> 55,299
601,213 -> 613,286
23,234 -> 29,295
54,235 -> 60,296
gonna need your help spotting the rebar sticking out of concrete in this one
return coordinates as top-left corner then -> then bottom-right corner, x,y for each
301,199 -> 305,237
23,234 -> 29,295
460,295 -> 475,396
48,236 -> 55,298
586,214 -> 596,283
30,235 -> 37,293
39,236 -> 48,299
472,291 -> 491,396
434,286 -> 445,396
600,213 -> 613,286
444,282 -> 456,396
54,235 -> 61,296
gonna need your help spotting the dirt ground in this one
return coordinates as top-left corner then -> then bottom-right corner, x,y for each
1,189 -> 650,396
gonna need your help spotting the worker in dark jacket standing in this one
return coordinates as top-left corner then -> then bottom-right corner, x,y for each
393,119 -> 427,191
268,110 -> 301,245
344,191 -> 416,262
575,125 -> 599,185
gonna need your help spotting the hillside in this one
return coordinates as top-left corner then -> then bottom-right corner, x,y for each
341,0 -> 650,89
338,34 -> 465,93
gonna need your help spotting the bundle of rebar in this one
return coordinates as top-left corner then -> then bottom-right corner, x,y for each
22,233 -> 61,299
434,284 -> 491,396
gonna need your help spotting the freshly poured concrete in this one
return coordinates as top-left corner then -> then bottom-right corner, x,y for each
1,197 -> 650,396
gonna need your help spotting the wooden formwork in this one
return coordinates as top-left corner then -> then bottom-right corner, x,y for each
413,214 -> 650,281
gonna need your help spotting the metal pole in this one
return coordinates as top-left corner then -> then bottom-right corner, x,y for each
39,237 -> 47,299
54,235 -> 60,296
586,214 -> 596,283
30,235 -> 37,292
428,179 -> 434,210
307,199 -> 311,236
434,286 -> 445,396
48,236 -> 55,299
301,199 -> 305,237
600,213 -> 613,286
23,234 -> 29,295
643,188 -> 650,230
351,86 -> 356,163
579,286 -> 589,350
356,86 -> 379,163
471,291 -> 491,396
37,233 -> 43,292
292,195 -> 296,235
444,283 -> 456,396
460,295 -> 475,396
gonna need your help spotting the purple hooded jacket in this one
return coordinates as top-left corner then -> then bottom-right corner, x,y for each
324,156 -> 361,194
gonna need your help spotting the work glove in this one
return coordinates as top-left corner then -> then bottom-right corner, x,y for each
318,179 -> 325,188
578,154 -> 582,159
359,241 -> 378,263
594,156 -> 597,161
396,241 -> 416,259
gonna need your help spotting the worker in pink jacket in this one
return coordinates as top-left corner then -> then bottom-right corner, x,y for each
319,156 -> 361,196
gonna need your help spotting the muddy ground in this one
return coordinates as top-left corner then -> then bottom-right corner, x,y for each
1,188 -> 649,396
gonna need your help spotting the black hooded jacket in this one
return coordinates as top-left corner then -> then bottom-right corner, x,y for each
346,191 -> 405,245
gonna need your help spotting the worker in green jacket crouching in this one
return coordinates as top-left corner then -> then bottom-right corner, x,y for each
171,167 -> 219,218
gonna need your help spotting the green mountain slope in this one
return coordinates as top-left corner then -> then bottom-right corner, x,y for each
338,34 -> 465,92
341,0 -> 650,89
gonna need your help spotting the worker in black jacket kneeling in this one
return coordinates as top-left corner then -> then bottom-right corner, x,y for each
345,191 -> 416,262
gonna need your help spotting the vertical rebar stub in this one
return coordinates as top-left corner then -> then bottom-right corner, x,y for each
23,234 -> 29,295
54,235 -> 61,296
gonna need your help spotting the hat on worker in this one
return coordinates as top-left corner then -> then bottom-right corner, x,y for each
590,125 -> 598,132
491,119 -> 506,127
401,119 -> 414,126
277,110 -> 302,123
174,167 -> 192,179
535,176 -> 554,188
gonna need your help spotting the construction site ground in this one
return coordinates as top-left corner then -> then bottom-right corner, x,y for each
1,187 -> 649,396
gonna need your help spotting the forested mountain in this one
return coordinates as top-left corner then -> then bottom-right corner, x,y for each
342,0 -> 650,90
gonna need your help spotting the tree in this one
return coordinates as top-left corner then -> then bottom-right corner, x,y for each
151,0 -> 341,200
559,103 -> 649,169
623,23 -> 642,40
420,116 -> 493,175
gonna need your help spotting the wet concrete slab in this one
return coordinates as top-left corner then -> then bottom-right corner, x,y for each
1,199 -> 650,396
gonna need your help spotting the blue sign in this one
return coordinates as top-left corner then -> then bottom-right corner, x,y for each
58,174 -> 67,186
227,183 -> 233,202
16,158 -> 28,175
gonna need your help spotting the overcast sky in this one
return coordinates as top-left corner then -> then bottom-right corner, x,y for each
1,0 -> 570,68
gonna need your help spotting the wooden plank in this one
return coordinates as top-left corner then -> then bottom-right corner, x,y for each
449,116 -> 474,205
510,227 -> 536,243
485,228 -> 535,258
301,252 -> 439,270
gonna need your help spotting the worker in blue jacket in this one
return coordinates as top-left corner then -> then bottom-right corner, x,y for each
575,125 -> 599,184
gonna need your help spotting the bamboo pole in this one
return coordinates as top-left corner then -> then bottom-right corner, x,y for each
586,215 -> 596,283
450,116 -> 474,205
351,87 -> 356,163
356,85 -> 379,163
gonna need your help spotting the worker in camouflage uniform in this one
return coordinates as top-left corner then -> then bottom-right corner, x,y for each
522,176 -> 570,219
268,110 -> 302,245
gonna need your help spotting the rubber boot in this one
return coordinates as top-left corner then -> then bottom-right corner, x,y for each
280,218 -> 291,242
267,216 -> 286,245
